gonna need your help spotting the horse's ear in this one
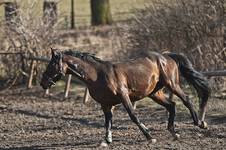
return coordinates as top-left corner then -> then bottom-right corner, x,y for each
51,48 -> 57,58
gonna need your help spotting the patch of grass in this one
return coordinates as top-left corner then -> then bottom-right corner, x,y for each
0,0 -> 152,26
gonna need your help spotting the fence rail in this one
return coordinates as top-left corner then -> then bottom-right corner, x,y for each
203,70 -> 226,77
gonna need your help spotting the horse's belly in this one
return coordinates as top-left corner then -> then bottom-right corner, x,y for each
128,74 -> 159,99
128,91 -> 150,102
88,88 -> 121,105
87,72 -> 158,106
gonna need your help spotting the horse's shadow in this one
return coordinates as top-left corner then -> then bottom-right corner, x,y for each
0,105 -> 103,129
0,140 -> 98,150
208,115 -> 226,125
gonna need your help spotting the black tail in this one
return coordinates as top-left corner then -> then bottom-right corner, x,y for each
166,52 -> 211,120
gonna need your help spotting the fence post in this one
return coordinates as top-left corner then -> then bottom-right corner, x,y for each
27,60 -> 35,89
83,88 -> 90,104
71,0 -> 75,29
20,53 -> 26,84
132,102 -> 137,110
64,74 -> 72,98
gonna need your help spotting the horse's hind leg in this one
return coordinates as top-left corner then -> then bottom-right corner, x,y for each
149,90 -> 179,139
169,84 -> 200,126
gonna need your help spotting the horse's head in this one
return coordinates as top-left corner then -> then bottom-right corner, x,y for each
40,49 -> 65,89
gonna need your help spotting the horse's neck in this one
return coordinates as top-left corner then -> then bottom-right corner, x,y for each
66,58 -> 99,84
83,61 -> 99,82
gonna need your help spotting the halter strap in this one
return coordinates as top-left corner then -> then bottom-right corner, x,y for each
59,52 -> 65,76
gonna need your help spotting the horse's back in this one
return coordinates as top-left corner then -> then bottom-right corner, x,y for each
112,56 -> 160,100
114,52 -> 178,99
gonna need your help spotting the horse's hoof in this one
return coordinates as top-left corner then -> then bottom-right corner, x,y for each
105,132 -> 112,144
105,137 -> 112,144
149,138 -> 157,144
100,141 -> 109,147
173,133 -> 180,140
199,121 -> 208,129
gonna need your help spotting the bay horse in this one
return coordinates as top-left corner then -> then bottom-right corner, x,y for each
40,49 -> 210,144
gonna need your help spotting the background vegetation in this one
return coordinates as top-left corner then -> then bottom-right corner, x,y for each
0,1 -> 225,148
0,0 -> 225,92
0,0 -> 151,27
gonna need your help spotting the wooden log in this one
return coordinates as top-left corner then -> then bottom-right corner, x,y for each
64,74 -> 72,98
27,60 -> 35,89
83,88 -> 90,104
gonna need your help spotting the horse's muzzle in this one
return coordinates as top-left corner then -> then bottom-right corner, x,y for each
40,78 -> 54,89
40,82 -> 49,90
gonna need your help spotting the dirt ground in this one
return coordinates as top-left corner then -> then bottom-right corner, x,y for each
0,86 -> 226,150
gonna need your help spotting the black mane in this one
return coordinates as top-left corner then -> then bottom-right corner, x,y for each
63,50 -> 104,63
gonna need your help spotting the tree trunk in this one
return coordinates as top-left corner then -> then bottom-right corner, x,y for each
223,0 -> 226,61
4,2 -> 18,24
43,1 -> 57,25
90,0 -> 112,25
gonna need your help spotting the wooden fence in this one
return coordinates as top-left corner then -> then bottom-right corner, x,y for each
0,52 -> 89,103
23,55 -> 90,104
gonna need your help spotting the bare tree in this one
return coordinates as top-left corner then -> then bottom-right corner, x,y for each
0,0 -> 61,86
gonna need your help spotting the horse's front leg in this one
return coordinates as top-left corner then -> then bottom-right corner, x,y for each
118,88 -> 156,143
101,105 -> 114,144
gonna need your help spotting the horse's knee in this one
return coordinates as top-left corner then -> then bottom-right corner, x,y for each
181,97 -> 193,108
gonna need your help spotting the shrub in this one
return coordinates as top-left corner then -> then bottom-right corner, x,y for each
127,0 -> 225,71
